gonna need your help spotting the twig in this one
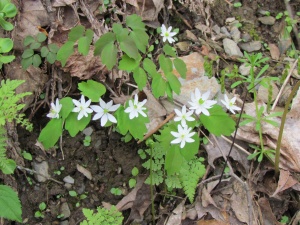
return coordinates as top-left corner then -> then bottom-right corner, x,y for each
172,5 -> 193,29
221,135 -> 250,156
17,165 -> 64,185
271,59 -> 298,111
137,112 -> 175,144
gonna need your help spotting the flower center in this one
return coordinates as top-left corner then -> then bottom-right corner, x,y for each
165,32 -> 169,37
198,98 -> 205,105
104,108 -> 109,113
80,106 -> 84,110
180,134 -> 185,139
134,105 -> 138,109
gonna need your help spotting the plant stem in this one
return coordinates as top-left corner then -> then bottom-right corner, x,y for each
275,81 -> 300,176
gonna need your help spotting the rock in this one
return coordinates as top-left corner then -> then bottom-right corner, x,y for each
258,16 -> 276,25
60,221 -> 69,225
230,27 -> 241,43
82,126 -> 93,136
223,38 -> 243,57
32,161 -> 49,182
183,30 -> 198,42
226,17 -> 236,24
238,41 -> 262,52
175,41 -> 190,52
63,176 -> 74,184
220,26 -> 231,37
64,183 -> 72,190
241,32 -> 251,42
239,63 -> 251,76
60,202 -> 71,220
212,24 -> 221,34
257,82 -> 279,103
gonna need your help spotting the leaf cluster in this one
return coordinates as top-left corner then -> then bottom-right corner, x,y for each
0,0 -> 17,31
0,38 -> 15,69
22,33 -> 59,69
80,206 -> 123,225
57,25 -> 94,66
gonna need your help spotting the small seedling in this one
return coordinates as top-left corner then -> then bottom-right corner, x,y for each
54,166 -> 65,175
69,190 -> 88,207
83,135 -> 91,146
110,187 -> 122,196
128,167 -> 139,188
233,2 -> 242,7
57,214 -> 64,219
280,215 -> 289,224
34,202 -> 46,218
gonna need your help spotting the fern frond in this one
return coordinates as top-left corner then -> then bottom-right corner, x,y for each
179,157 -> 206,203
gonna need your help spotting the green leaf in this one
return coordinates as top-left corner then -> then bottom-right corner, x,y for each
174,58 -> 187,79
0,55 -> 15,63
143,58 -> 157,77
23,36 -> 35,47
37,33 -> 47,42
128,113 -> 149,140
115,106 -> 130,135
101,42 -> 117,70
130,30 -> 149,53
59,97 -> 73,120
2,3 -> 17,18
133,67 -> 147,90
120,36 -> 139,59
56,41 -> 74,67
200,105 -> 236,136
151,73 -> 167,98
129,178 -> 136,188
131,167 -> 139,176
163,44 -> 177,57
32,54 -> 42,67
48,43 -> 59,53
94,32 -> 115,56
65,113 -> 91,137
165,146 -> 185,175
41,46 -> 49,57
78,80 -> 106,102
22,49 -> 34,58
68,25 -> 85,42
46,52 -> 57,64
166,72 -> 181,94
78,36 -> 90,56
126,14 -> 145,31
30,42 -> 41,50
39,202 -> 46,211
0,185 -> 22,222
22,151 -> 32,161
1,159 -> 16,174
0,16 -> 13,31
69,190 -> 77,197
0,38 -> 13,53
118,54 -> 140,71
21,57 -> 33,70
38,118 -> 63,149
159,54 -> 173,73
113,24 -> 129,42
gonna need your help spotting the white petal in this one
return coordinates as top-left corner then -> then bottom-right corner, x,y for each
138,110 -> 147,117
124,106 -> 132,113
171,131 -> 180,137
171,137 -> 181,144
72,107 -> 80,113
180,140 -> 186,148
92,112 -> 104,120
77,112 -> 84,120
202,108 -> 210,116
134,94 -> 139,105
101,114 -> 108,126
99,99 -> 107,109
174,117 -> 181,122
167,26 -> 172,33
91,105 -> 103,113
202,91 -> 210,100
169,31 -> 177,37
85,99 -> 91,107
107,114 -> 117,123
163,36 -> 167,42
185,137 -> 195,143
72,99 -> 80,106
86,108 -> 93,113
109,104 -> 120,112
161,24 -> 166,33
195,88 -> 201,98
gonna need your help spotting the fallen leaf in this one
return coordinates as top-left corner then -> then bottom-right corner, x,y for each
202,186 -> 217,208
257,198 -> 282,225
166,199 -> 186,225
52,0 -> 77,7
271,169 -> 298,197
76,164 -> 92,180
268,43 -> 280,60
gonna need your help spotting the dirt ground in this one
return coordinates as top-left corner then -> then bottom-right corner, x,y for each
1,0 -> 300,224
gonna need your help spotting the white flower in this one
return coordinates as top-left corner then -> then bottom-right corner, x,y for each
91,99 -> 120,126
174,105 -> 195,126
72,95 -> 93,120
188,88 -> 217,116
171,124 -> 196,148
221,94 -> 241,114
47,98 -> 62,119
160,24 -> 177,44
124,94 -> 147,119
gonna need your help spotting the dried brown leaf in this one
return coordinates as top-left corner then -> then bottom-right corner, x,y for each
166,200 -> 186,225
52,0 -> 77,7
271,169 -> 298,196
257,198 -> 282,225
268,43 -> 280,60
76,164 -> 92,180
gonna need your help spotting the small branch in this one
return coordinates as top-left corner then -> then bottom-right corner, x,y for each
17,165 -> 64,185
271,59 -> 298,111
137,112 -> 175,144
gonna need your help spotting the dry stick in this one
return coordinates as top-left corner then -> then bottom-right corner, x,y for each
271,59 -> 298,111
137,112 -> 175,144
211,135 -> 253,225
17,165 -> 64,185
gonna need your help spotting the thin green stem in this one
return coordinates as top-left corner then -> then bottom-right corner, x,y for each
275,81 -> 300,176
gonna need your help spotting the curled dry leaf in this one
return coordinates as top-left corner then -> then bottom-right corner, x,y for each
76,164 -> 92,180
126,0 -> 164,21
271,169 -> 298,197
59,47 -> 108,80
268,43 -> 280,60
166,200 -> 186,225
